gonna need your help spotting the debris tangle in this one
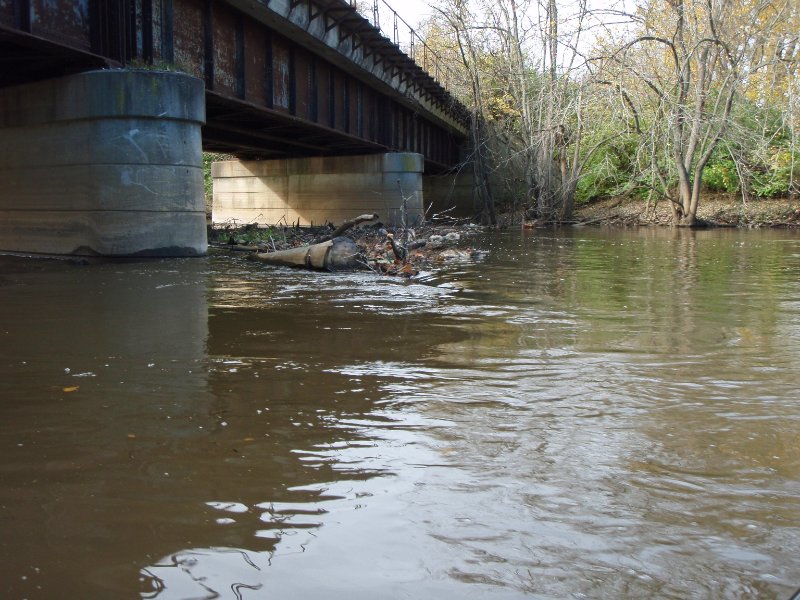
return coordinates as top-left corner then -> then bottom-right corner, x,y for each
208,219 -> 489,277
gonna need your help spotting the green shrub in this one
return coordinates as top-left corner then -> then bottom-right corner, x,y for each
703,158 -> 739,192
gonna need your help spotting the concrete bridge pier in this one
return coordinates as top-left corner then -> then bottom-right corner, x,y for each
0,70 -> 208,257
211,153 -> 425,229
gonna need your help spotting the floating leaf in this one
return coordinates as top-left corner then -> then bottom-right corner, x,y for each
62,386 -> 79,393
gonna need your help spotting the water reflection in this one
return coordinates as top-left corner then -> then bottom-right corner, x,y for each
408,228 -> 800,598
2,228 -> 800,599
0,257 -> 212,599
135,258 -> 476,599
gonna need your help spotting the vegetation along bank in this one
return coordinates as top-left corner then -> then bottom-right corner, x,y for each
397,0 -> 798,227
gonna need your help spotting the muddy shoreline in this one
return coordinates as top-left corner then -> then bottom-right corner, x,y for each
571,195 -> 800,228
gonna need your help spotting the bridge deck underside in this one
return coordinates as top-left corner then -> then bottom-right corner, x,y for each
0,27 -> 107,87
0,0 -> 466,172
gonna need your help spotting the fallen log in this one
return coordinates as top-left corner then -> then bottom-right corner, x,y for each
248,236 -> 363,271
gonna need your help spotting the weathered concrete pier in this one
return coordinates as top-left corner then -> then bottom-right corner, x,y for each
0,70 -> 207,256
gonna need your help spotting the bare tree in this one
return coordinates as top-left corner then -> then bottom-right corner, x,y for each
429,0 -> 497,224
431,0 -> 610,222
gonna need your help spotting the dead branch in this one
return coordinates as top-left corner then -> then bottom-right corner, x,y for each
312,213 -> 379,244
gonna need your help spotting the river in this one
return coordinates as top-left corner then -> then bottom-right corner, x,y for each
1,227 -> 799,599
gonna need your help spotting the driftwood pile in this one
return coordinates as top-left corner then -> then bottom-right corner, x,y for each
212,213 -> 485,275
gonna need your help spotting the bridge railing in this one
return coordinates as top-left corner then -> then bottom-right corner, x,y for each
349,0 -> 459,92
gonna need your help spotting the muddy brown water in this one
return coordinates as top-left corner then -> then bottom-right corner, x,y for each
1,227 -> 799,599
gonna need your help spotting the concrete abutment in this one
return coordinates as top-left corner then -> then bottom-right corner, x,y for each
212,154 -> 477,228
0,70 -> 208,257
212,153 -> 425,228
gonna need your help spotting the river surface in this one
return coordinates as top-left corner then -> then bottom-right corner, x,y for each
1,227 -> 799,599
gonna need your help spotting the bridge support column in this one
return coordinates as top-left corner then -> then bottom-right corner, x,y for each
0,70 -> 207,257
212,153 -> 424,228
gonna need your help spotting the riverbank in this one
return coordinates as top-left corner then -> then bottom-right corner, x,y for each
572,195 -> 800,227
209,195 -> 800,274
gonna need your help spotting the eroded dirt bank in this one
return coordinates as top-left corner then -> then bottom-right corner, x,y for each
572,195 -> 800,227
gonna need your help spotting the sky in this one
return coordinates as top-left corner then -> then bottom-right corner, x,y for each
369,0 -> 634,69
375,0 -> 434,30
370,0 -> 630,38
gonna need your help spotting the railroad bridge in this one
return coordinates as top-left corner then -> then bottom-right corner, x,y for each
0,0 -> 471,256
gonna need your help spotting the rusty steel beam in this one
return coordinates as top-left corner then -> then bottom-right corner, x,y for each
205,91 -> 388,152
161,0 -> 174,62
142,0 -> 153,63
235,15 -> 245,98
220,0 -> 468,134
203,0 -> 214,89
